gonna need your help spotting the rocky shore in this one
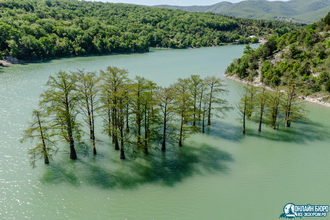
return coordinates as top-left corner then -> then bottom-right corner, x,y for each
0,56 -> 26,66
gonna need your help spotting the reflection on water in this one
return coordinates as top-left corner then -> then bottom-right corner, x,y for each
245,121 -> 330,144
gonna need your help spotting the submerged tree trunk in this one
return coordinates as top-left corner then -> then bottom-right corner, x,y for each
69,139 -> 77,159
120,111 -> 125,159
91,97 -> 97,155
162,105 -> 167,152
36,112 -> 49,164
179,111 -> 184,146
126,102 -> 129,133
258,105 -> 264,132
285,95 -> 293,127
193,94 -> 197,126
67,95 -> 77,159
143,104 -> 148,155
271,108 -> 278,129
198,87 -> 204,122
207,86 -> 213,126
243,91 -> 248,135
113,96 -> 119,150
202,111 -> 205,133
107,107 -> 112,137
243,111 -> 246,134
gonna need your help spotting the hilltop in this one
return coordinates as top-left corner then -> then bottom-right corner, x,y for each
154,0 -> 330,23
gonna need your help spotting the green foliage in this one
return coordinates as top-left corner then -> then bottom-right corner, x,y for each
40,70 -> 82,159
0,0 -> 302,61
324,12 -> 330,25
317,71 -> 329,84
325,80 -> 330,93
261,37 -> 277,59
20,110 -> 58,168
225,12 -> 330,96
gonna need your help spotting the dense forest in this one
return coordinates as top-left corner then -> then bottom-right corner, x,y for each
0,0 -> 303,61
226,12 -> 330,100
21,67 -> 232,167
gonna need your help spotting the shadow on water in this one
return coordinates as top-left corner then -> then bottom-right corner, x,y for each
244,121 -> 330,144
202,121 -> 244,142
40,142 -> 234,189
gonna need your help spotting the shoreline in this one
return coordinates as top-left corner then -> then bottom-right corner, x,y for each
0,51 -> 150,66
223,73 -> 330,108
0,43 -> 263,67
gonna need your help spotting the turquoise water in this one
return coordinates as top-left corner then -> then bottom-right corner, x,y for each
0,46 -> 330,219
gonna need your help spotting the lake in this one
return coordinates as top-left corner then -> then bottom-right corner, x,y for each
0,45 -> 330,219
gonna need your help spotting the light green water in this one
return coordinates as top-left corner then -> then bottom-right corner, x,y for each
0,46 -> 330,220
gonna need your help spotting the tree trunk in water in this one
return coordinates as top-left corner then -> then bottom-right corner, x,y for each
70,140 -> 77,159
120,127 -> 125,159
37,112 -> 50,164
161,107 -> 167,152
179,114 -> 183,146
91,111 -> 96,155
107,107 -> 112,137
258,106 -> 263,132
193,94 -> 196,126
120,147 -> 125,159
120,104 -> 125,159
113,108 -> 119,150
207,88 -> 213,126
198,88 -> 203,121
243,91 -> 247,134
143,105 -> 148,155
202,111 -> 205,133
271,109 -> 277,129
44,154 -> 49,164
114,134 -> 119,150
285,102 -> 291,127
126,103 -> 129,133
112,106 -> 116,144
243,111 -> 246,134
137,91 -> 141,146
92,131 -> 96,155
113,97 -> 119,150
286,120 -> 291,127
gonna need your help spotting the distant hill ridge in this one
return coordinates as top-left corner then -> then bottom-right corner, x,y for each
153,0 -> 330,22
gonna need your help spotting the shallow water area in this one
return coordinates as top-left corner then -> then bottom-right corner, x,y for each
0,45 -> 330,219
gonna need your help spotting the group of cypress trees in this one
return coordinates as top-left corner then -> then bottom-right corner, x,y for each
237,81 -> 308,134
21,67 -> 231,168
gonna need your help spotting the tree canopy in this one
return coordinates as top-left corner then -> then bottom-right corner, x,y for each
0,0 -> 302,61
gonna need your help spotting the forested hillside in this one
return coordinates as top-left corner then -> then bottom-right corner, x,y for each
225,12 -> 330,100
155,0 -> 330,23
0,0 -> 302,61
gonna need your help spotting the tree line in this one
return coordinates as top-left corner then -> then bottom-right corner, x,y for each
237,82 -> 308,134
21,67 -> 232,167
0,0 -> 303,61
